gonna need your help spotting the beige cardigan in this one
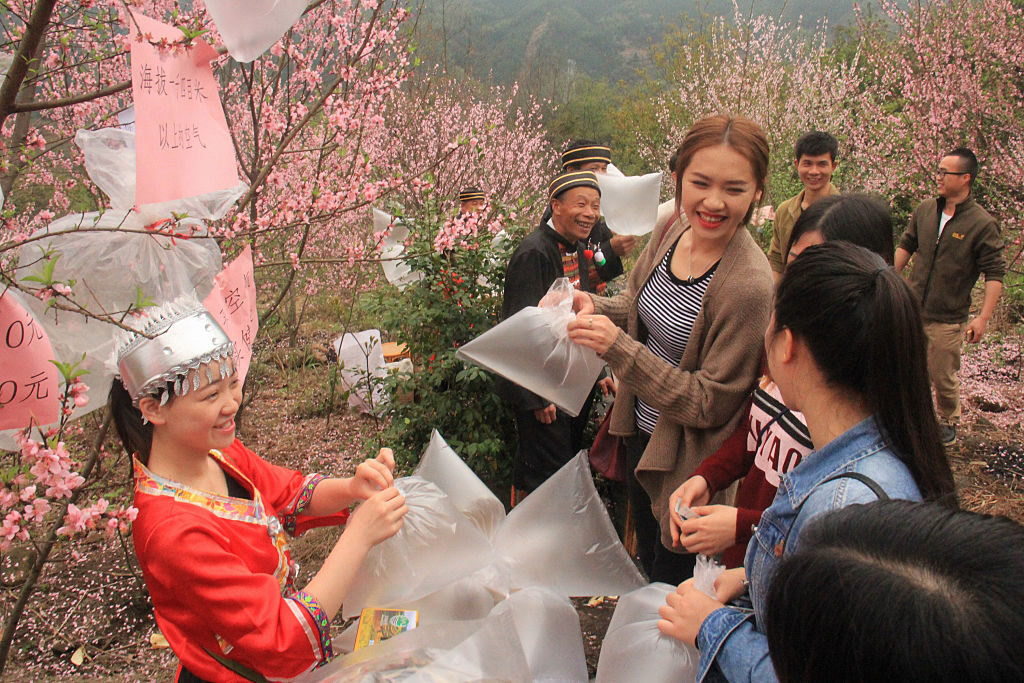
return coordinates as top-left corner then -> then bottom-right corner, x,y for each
592,214 -> 773,550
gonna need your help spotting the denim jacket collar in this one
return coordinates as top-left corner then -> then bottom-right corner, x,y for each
780,416 -> 890,510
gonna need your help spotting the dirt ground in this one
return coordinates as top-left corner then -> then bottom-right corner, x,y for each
2,328 -> 1022,681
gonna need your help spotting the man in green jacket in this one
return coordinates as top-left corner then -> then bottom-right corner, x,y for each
767,131 -> 841,284
895,147 -> 1005,445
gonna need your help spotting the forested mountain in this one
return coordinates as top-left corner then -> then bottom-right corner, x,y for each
413,0 -> 862,89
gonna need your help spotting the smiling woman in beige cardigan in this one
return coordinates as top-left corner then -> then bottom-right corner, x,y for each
568,116 -> 773,583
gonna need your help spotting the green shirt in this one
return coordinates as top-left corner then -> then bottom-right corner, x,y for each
767,183 -> 840,273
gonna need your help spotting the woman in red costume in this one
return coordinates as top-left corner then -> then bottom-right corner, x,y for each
109,304 -> 407,682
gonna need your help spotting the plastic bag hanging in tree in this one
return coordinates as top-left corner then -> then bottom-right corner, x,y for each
597,171 -> 663,236
74,128 -> 246,222
204,0 -> 308,63
456,277 -> 605,417
373,208 -> 422,289
3,213 -> 222,450
596,583 -> 699,682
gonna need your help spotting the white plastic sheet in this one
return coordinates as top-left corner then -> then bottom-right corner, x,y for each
2,214 -> 223,449
597,171 -> 663,236
74,128 -> 246,221
341,477 -> 495,619
495,451 -> 646,597
204,0 -> 308,63
456,278 -> 605,417
596,583 -> 699,682
414,430 -> 506,540
374,208 -> 422,289
332,329 -> 387,414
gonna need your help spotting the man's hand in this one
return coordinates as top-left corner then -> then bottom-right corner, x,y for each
609,234 -> 637,257
598,376 -> 616,396
534,404 -> 557,424
965,316 -> 989,343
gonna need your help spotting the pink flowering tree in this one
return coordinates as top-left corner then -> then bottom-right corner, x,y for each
844,0 -> 1024,265
376,70 -> 556,215
640,5 -> 863,216
0,0 -> 466,673
359,72 -> 554,479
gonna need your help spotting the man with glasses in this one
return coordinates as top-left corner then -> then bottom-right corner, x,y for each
895,148 -> 1004,445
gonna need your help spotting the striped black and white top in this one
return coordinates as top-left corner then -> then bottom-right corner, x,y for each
635,242 -> 717,436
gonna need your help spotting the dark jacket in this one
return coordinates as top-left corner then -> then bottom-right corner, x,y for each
898,196 -> 1004,323
537,207 -> 625,285
498,223 -> 604,411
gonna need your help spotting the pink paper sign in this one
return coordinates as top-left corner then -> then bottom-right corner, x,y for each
0,293 -> 61,430
203,245 -> 258,384
130,11 -> 239,205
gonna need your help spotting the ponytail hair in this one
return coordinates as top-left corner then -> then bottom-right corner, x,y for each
774,242 -> 956,505
765,500 -> 1024,682
109,378 -> 154,464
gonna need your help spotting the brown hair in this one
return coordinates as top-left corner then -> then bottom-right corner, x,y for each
673,115 -> 770,224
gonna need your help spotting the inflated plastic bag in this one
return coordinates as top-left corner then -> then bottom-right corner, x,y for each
305,609 -> 533,683
374,208 -> 422,289
456,278 -> 605,417
204,0 -> 308,63
74,128 -> 246,221
332,329 -> 387,414
315,588 -> 585,683
341,477 -> 494,619
596,583 -> 699,682
495,452 -> 646,597
491,587 -> 589,682
414,430 -> 506,540
596,171 -> 662,236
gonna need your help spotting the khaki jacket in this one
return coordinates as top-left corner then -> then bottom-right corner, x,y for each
592,215 -> 773,550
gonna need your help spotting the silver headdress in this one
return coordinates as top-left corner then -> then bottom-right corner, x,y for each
115,301 -> 235,406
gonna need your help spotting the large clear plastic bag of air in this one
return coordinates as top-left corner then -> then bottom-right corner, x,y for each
306,588 -> 583,683
456,277 -> 604,416
596,583 -> 699,682
341,477 -> 495,620
495,451 -> 645,597
203,0 -> 307,63
340,441 -> 643,623
414,429 -> 506,540
596,171 -> 662,236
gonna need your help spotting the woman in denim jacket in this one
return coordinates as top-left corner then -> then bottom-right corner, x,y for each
657,242 -> 958,682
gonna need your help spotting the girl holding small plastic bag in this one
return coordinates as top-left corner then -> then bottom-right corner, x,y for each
655,242 -> 956,682
566,115 -> 774,583
109,304 -> 408,682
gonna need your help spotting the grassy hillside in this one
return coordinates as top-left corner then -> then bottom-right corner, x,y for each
413,0 -> 861,86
